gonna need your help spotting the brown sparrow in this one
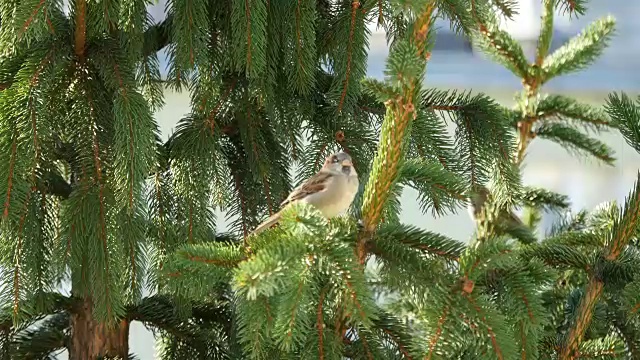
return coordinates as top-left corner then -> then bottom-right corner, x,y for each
251,152 -> 359,235
467,185 -> 524,226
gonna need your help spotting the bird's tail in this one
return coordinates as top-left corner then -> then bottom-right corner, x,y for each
251,212 -> 281,236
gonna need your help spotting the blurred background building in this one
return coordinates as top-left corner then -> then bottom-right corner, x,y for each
54,0 -> 640,358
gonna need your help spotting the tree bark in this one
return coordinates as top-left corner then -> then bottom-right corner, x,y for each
69,297 -> 129,359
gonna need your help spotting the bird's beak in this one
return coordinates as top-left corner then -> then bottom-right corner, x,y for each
341,159 -> 353,167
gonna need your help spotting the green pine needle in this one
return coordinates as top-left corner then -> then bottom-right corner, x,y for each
471,20 -> 529,80
535,122 -> 616,165
605,92 -> 640,154
398,159 -> 467,216
542,16 -> 616,82
537,94 -> 612,133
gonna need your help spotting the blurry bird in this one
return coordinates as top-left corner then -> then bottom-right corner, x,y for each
251,152 -> 359,235
467,185 -> 524,227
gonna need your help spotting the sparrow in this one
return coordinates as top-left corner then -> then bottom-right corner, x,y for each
467,185 -> 537,244
467,185 -> 524,227
251,152 -> 360,235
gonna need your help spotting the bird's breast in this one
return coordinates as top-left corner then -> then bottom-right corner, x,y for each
304,175 -> 359,218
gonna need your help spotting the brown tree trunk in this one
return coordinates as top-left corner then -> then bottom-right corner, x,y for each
69,297 -> 130,359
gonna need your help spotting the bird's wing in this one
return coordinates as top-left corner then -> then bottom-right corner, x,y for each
280,172 -> 333,207
507,210 -> 525,226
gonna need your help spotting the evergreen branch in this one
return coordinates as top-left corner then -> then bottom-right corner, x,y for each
223,129 -> 274,239
10,312 -> 68,359
273,261 -> 314,351
557,0 -> 588,17
484,260 -> 551,358
560,175 -> 640,358
410,109 -> 458,172
290,0 -> 316,94
165,0 -> 208,87
338,1 -> 359,113
373,311 -> 419,359
470,11 -> 529,79
360,2 -> 435,263
598,251 -> 638,286
398,159 -> 467,216
89,98 -> 114,323
520,186 -> 570,213
537,94 -> 612,133
535,0 -> 554,67
361,78 -> 395,105
535,122 -> 616,165
236,296 -> 275,359
233,206 -> 320,300
137,295 -> 233,358
0,52 -> 29,91
17,0 -> 46,38
234,97 -> 290,219
558,278 -> 604,360
490,0 -> 519,19
461,293 -> 516,360
168,116 -> 220,242
1,126 -> 19,220
425,305 -> 449,359
434,0 -> 475,36
231,0 -> 267,78
327,0 -> 369,115
15,0 -> 59,40
459,237 -> 512,279
541,16 -> 615,82
128,295 -> 232,340
165,241 -> 244,279
0,292 -> 72,330
231,168 -> 250,240
605,92 -> 640,154
12,186 -> 33,322
606,172 -> 640,260
436,89 -> 521,207
419,88 -> 488,173
0,46 -> 60,318
374,223 -> 465,261
576,335 -> 626,359
371,243 -> 446,292
542,231 -> 600,248
66,73 -> 126,324
546,210 -> 589,236
424,89 -> 522,200
326,250 -> 378,332
107,58 -> 157,212
316,286 -> 327,359
610,308 -> 640,358
523,243 -> 590,270
138,51 -> 164,112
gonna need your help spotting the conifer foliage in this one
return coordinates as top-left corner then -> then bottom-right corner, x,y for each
0,0 -> 638,359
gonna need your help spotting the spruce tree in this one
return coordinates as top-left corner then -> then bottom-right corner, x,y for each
0,0 -> 639,360
160,0 -> 639,359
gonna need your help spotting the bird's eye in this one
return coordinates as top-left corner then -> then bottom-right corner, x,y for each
331,157 -> 339,163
